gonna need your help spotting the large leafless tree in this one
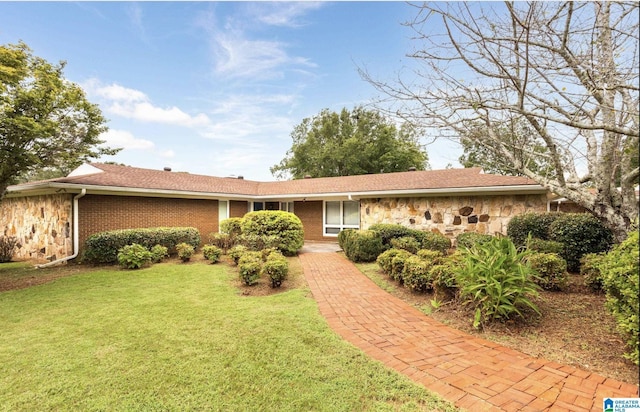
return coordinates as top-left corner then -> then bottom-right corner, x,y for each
363,1 -> 639,241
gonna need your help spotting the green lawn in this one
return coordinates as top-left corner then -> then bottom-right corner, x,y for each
0,261 -> 457,411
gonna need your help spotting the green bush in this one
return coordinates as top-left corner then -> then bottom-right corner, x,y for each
343,230 -> 384,263
208,233 -> 234,252
0,236 -> 18,263
390,250 -> 413,283
416,249 -> 444,265
390,236 -> 421,254
507,212 -> 562,247
176,242 -> 195,262
228,245 -> 248,265
526,238 -> 564,255
600,231 -> 639,365
238,233 -> 280,251
430,256 -> 461,300
526,252 -> 568,291
402,255 -> 435,292
368,223 -> 415,247
455,232 -> 493,249
338,229 -> 357,250
549,213 -> 613,272
376,248 -> 405,275
202,245 -> 222,263
117,243 -> 153,269
455,236 -> 541,328
220,218 -> 244,237
262,252 -> 289,288
83,227 -> 201,264
238,251 -> 263,286
421,231 -> 451,254
150,244 -> 168,263
580,253 -> 605,292
241,211 -> 304,256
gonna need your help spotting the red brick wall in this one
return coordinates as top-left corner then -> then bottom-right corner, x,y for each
78,195 -> 218,250
229,200 -> 249,218
294,200 -> 333,241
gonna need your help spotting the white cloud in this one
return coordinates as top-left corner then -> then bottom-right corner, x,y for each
249,2 -> 324,28
101,129 -> 154,150
85,79 -> 211,128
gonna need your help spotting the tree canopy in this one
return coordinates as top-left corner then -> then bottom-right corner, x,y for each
363,1 -> 639,241
0,42 -> 119,198
271,106 -> 429,179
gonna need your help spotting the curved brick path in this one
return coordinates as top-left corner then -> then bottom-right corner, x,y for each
300,252 -> 639,412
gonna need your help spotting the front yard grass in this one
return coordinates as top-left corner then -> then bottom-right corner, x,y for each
0,261 -> 456,411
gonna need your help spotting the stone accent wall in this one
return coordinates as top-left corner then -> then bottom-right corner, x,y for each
0,194 -> 73,261
361,194 -> 548,241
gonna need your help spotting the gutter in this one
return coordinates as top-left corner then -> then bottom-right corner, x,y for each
37,188 -> 86,268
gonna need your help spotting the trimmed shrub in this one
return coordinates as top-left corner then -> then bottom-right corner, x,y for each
390,236 -> 421,254
368,223 -> 415,247
262,252 -> 289,288
337,229 -> 357,250
390,250 -> 413,283
343,230 -> 384,263
600,230 -> 639,365
549,213 -> 613,272
202,245 -> 222,263
416,249 -> 444,265
455,236 -> 540,328
117,243 -> 153,269
0,236 -> 19,263
526,238 -> 564,255
220,218 -> 244,237
376,248 -> 405,275
402,255 -> 435,292
228,245 -> 248,265
238,233 -> 280,251
526,252 -> 568,291
240,211 -> 304,256
176,242 -> 195,262
238,251 -> 263,286
421,231 -> 451,254
150,244 -> 168,263
455,232 -> 493,250
83,227 -> 200,264
507,212 -> 562,247
208,233 -> 234,252
580,253 -> 605,292
430,256 -> 460,300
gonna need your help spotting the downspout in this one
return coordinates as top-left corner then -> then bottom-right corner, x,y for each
37,188 -> 86,268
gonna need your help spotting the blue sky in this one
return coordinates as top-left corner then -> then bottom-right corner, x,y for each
0,2 -> 462,181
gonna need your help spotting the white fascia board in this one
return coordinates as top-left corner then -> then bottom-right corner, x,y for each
6,182 -> 547,201
255,185 -> 548,200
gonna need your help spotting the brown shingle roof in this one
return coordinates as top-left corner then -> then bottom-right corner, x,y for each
44,163 -> 543,196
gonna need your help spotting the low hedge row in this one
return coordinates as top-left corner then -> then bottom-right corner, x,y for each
83,227 -> 201,264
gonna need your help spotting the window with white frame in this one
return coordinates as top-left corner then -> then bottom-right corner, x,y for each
324,200 -> 360,236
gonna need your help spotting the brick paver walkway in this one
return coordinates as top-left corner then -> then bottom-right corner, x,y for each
300,252 -> 639,412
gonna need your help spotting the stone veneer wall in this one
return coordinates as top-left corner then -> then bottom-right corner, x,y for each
0,194 -> 73,261
360,194 -> 548,241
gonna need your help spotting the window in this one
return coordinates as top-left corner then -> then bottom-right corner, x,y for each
218,200 -> 229,232
324,200 -> 360,236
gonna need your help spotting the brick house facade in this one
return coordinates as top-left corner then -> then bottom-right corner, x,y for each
2,163 -> 550,262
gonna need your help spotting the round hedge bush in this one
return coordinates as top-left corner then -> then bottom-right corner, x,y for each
507,212 -> 562,247
549,213 -> 613,272
240,211 -> 304,256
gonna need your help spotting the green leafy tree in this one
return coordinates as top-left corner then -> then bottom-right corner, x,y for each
0,42 -> 119,198
271,106 -> 429,179
459,120 -> 556,179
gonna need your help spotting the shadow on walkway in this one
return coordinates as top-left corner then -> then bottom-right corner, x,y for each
300,252 -> 639,412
